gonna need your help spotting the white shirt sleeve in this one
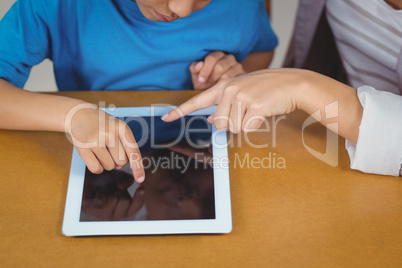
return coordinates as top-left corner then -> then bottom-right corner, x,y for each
345,86 -> 402,176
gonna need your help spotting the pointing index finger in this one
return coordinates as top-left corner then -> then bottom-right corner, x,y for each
161,84 -> 221,122
119,124 -> 145,183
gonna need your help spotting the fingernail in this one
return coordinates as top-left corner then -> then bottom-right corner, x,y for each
137,176 -> 145,183
115,165 -> 122,170
161,114 -> 168,121
198,76 -> 206,83
195,61 -> 203,71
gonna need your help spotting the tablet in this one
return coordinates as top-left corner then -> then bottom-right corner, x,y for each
62,106 -> 232,236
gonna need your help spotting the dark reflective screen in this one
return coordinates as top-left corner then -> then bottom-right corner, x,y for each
80,115 -> 215,221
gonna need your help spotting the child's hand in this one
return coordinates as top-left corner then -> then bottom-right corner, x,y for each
66,106 -> 145,183
190,51 -> 245,90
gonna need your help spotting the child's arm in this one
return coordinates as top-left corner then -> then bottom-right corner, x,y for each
0,79 -> 145,183
162,68 -> 363,144
190,51 -> 274,90
241,51 -> 274,73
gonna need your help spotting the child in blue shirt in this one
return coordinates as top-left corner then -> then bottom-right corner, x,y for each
0,0 -> 278,182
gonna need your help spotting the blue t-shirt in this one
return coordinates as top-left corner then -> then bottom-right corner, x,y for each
0,0 -> 278,91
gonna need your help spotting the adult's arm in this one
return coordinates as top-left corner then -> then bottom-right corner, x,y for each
345,86 -> 402,176
163,68 -> 362,143
163,68 -> 402,176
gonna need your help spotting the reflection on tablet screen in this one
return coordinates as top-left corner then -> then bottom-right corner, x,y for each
80,115 -> 215,222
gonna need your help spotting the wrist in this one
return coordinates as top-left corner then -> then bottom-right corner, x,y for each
292,70 -> 318,114
55,97 -> 93,133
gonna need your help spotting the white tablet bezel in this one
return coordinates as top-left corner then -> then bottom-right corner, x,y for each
62,106 -> 232,236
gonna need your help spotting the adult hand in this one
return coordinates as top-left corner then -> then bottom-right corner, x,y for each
163,68 -> 362,143
190,51 -> 245,90
164,68 -> 302,133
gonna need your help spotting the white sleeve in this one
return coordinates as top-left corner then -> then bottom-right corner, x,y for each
345,86 -> 402,176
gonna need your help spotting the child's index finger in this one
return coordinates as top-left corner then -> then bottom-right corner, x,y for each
127,146 -> 145,183
161,86 -> 220,122
119,125 -> 145,183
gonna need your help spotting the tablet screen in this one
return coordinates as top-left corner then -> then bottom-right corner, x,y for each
79,115 -> 215,222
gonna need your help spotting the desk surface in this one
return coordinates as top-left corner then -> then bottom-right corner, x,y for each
1,91 -> 402,267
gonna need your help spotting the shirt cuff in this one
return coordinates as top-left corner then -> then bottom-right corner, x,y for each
345,86 -> 402,176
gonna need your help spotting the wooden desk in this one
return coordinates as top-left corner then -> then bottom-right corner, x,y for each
1,91 -> 402,267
